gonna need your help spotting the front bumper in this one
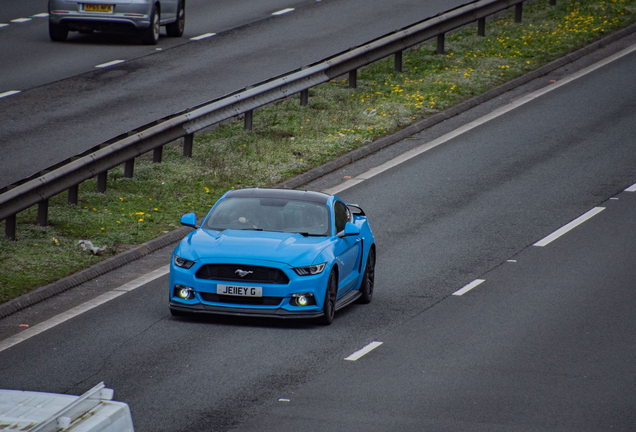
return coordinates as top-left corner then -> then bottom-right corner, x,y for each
169,301 -> 324,319
169,258 -> 330,318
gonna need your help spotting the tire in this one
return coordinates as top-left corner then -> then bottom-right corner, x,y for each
141,5 -> 160,45
49,21 -> 68,42
358,248 -> 375,304
166,0 -> 185,37
318,270 -> 338,325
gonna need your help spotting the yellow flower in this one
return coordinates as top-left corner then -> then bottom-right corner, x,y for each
139,218 -> 144,222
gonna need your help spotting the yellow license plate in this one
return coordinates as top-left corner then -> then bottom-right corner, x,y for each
84,4 -> 113,12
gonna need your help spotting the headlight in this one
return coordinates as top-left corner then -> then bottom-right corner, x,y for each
173,255 -> 195,269
293,263 -> 326,276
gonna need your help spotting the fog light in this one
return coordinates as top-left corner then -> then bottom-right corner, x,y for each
292,293 -> 315,307
297,295 -> 309,306
175,285 -> 194,300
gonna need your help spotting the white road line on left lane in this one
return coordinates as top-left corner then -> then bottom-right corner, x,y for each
95,60 -> 125,68
0,266 -> 170,354
625,182 -> 636,192
11,18 -> 32,23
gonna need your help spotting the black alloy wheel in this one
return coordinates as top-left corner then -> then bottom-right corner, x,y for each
358,248 -> 375,304
319,270 -> 338,325
166,0 -> 185,37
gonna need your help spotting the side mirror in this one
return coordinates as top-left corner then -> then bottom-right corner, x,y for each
180,213 -> 198,228
338,222 -> 360,238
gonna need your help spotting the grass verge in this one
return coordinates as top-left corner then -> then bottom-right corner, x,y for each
1,0 -> 635,304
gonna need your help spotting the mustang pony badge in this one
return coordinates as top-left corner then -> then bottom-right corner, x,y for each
235,269 -> 253,278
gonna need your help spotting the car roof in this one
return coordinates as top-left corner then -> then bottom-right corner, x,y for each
225,188 -> 331,204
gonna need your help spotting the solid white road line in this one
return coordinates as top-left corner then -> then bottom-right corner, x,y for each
0,90 -> 21,99
95,60 -> 125,68
625,182 -> 636,192
323,43 -> 636,196
33,13 -> 49,18
191,33 -> 216,41
0,24 -> 9,28
345,341 -> 383,361
0,266 -> 170,353
11,18 -> 32,23
533,207 -> 605,247
453,279 -> 485,296
0,292 -> 125,354
272,8 -> 294,15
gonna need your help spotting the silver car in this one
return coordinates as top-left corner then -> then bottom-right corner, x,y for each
48,0 -> 185,45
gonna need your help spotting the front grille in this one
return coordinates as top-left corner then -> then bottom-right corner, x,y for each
200,293 -> 283,306
195,264 -> 289,284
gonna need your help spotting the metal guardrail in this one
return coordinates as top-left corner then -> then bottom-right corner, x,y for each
1,0 -> 550,240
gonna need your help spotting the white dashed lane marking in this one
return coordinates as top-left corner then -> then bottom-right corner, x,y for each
533,207 -> 605,247
95,60 -> 125,68
191,33 -> 216,41
453,279 -> 485,296
272,8 -> 294,15
0,91 -> 21,98
345,341 -> 383,361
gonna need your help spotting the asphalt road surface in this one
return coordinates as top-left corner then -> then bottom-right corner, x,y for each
0,0 -> 470,188
1,25 -> 636,432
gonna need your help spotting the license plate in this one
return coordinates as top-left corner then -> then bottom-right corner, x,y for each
217,284 -> 262,297
84,4 -> 113,12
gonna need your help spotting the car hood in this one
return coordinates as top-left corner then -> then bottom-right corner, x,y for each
177,229 -> 332,267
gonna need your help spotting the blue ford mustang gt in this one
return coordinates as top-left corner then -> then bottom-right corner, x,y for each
169,188 -> 376,325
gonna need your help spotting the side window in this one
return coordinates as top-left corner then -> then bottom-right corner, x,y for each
334,201 -> 350,234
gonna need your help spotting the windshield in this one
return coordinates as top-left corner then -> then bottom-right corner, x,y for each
204,197 -> 330,236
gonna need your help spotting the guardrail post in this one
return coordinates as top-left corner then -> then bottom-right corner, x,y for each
68,185 -> 78,205
38,199 -> 49,226
300,89 -> 309,106
394,51 -> 403,72
349,70 -> 357,89
436,33 -> 445,54
5,214 -> 16,240
183,134 -> 193,157
124,159 -> 135,178
515,3 -> 523,23
478,17 -> 486,36
97,171 -> 107,193
244,110 -> 253,131
153,146 -> 163,163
